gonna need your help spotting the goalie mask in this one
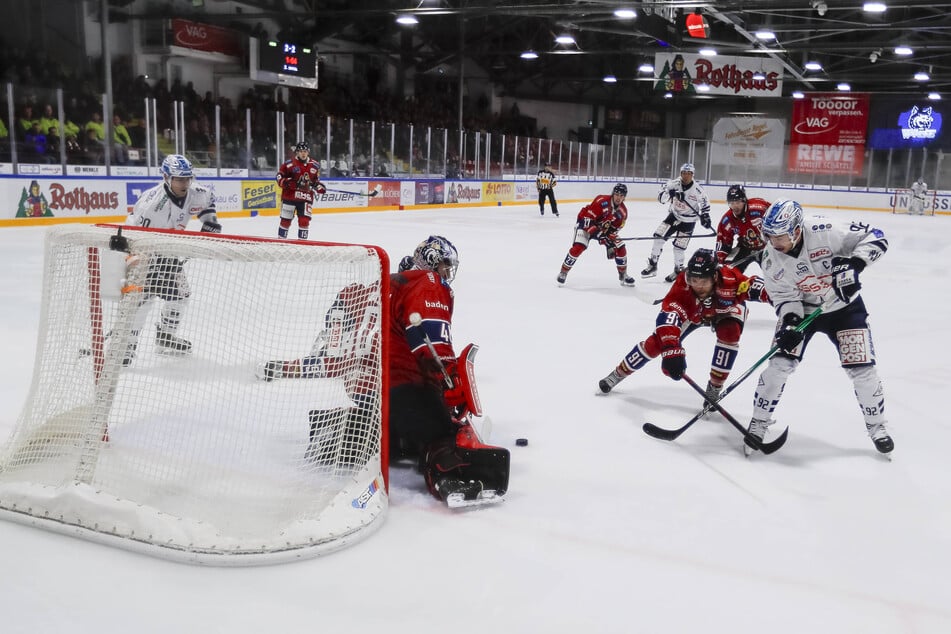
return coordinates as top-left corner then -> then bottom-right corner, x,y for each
413,235 -> 459,283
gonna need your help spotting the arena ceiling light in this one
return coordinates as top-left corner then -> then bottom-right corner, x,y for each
555,34 -> 576,45
395,15 -> 418,25
638,63 -> 654,73
792,91 -> 805,99
894,45 -> 913,56
520,50 -> 538,60
863,2 -> 887,12
837,82 -> 851,91
752,69 -> 766,80
928,92 -> 941,100
603,74 -> 617,83
914,70 -> 930,81
804,61 -> 823,71
698,47 -> 717,57
613,8 -> 636,19
754,29 -> 776,40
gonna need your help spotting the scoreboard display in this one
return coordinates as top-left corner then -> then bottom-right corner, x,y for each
258,40 -> 317,79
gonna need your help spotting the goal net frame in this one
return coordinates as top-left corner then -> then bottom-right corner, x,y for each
890,188 -> 937,215
0,224 -> 390,565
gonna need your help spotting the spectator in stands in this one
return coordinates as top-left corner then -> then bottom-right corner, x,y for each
85,111 -> 105,143
17,104 -> 36,133
112,113 -> 132,164
82,127 -> 103,164
24,121 -> 50,163
38,104 -> 58,135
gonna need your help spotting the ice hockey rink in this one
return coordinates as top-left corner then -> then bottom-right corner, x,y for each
1,201 -> 949,633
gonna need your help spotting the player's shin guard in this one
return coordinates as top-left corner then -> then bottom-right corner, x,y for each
298,216 -> 311,240
751,355 -> 798,422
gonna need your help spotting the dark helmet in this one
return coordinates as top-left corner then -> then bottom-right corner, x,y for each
294,141 -> 310,153
727,184 -> 747,202
613,183 -> 628,196
686,248 -> 718,281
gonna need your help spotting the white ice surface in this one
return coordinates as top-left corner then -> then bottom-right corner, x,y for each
1,205 -> 949,633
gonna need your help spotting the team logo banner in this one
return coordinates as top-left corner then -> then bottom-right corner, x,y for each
788,93 -> 870,175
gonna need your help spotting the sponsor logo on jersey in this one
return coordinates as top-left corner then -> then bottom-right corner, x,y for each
796,262 -> 810,275
425,299 -> 450,312
837,328 -> 871,365
809,247 -> 832,260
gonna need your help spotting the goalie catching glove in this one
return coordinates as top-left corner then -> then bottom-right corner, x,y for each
830,256 -> 865,303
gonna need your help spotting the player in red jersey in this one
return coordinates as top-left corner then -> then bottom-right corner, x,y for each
556,183 -> 636,287
714,184 -> 769,272
597,248 -> 770,405
388,236 -> 509,506
276,141 -> 325,240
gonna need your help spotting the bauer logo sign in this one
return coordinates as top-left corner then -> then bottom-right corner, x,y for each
242,180 -> 279,210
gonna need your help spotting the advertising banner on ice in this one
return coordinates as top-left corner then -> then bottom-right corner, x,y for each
788,92 -> 870,175
653,53 -> 783,97
711,117 -> 786,167
6,178 -> 124,219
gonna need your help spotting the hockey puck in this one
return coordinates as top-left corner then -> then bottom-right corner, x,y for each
516,438 -> 528,447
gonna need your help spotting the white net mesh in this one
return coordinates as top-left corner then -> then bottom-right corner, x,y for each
0,224 -> 388,564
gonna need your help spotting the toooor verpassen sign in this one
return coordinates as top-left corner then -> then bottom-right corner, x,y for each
788,93 -> 870,175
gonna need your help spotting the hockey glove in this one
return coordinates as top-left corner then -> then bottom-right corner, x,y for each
668,188 -> 684,202
830,256 -> 865,303
775,313 -> 804,353
201,220 -> 222,233
315,182 -> 327,195
109,228 -> 130,253
660,346 -> 686,381
443,364 -> 467,409
699,212 -> 712,230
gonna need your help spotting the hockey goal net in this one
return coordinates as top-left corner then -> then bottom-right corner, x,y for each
890,188 -> 937,215
0,224 -> 389,564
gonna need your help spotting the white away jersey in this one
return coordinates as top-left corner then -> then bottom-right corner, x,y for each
910,180 -> 928,198
658,178 -> 711,223
760,216 -> 888,319
128,182 -> 216,231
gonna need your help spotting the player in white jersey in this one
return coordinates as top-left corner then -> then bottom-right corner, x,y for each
641,163 -> 712,282
123,154 -> 221,361
744,199 -> 893,456
909,177 -> 928,214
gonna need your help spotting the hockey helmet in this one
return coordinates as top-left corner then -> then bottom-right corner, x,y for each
612,183 -> 628,197
686,248 -> 718,282
726,184 -> 747,202
762,199 -> 804,240
413,235 -> 460,283
680,162 -> 695,174
294,141 -> 310,154
161,154 -> 193,180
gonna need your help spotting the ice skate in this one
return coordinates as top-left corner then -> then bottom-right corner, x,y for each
155,327 -> 192,355
866,422 -> 894,455
556,270 -> 568,285
640,258 -> 658,278
743,418 -> 770,456
618,271 -> 636,287
598,369 -> 626,393
664,266 -> 685,283
702,381 -> 722,416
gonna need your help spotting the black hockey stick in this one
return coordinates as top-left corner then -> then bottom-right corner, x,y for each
324,185 -> 381,198
681,373 -> 787,454
619,231 -> 716,242
642,305 -> 825,441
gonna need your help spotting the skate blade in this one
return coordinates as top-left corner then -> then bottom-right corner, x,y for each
445,489 -> 504,509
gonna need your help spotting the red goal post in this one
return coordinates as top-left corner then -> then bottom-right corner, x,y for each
0,224 -> 390,564
890,188 -> 937,215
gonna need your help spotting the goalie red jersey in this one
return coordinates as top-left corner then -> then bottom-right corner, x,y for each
388,268 -> 456,388
277,155 -> 321,203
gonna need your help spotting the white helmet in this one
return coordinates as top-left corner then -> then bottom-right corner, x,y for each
161,154 -> 193,179
680,162 -> 695,174
763,199 -> 804,240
